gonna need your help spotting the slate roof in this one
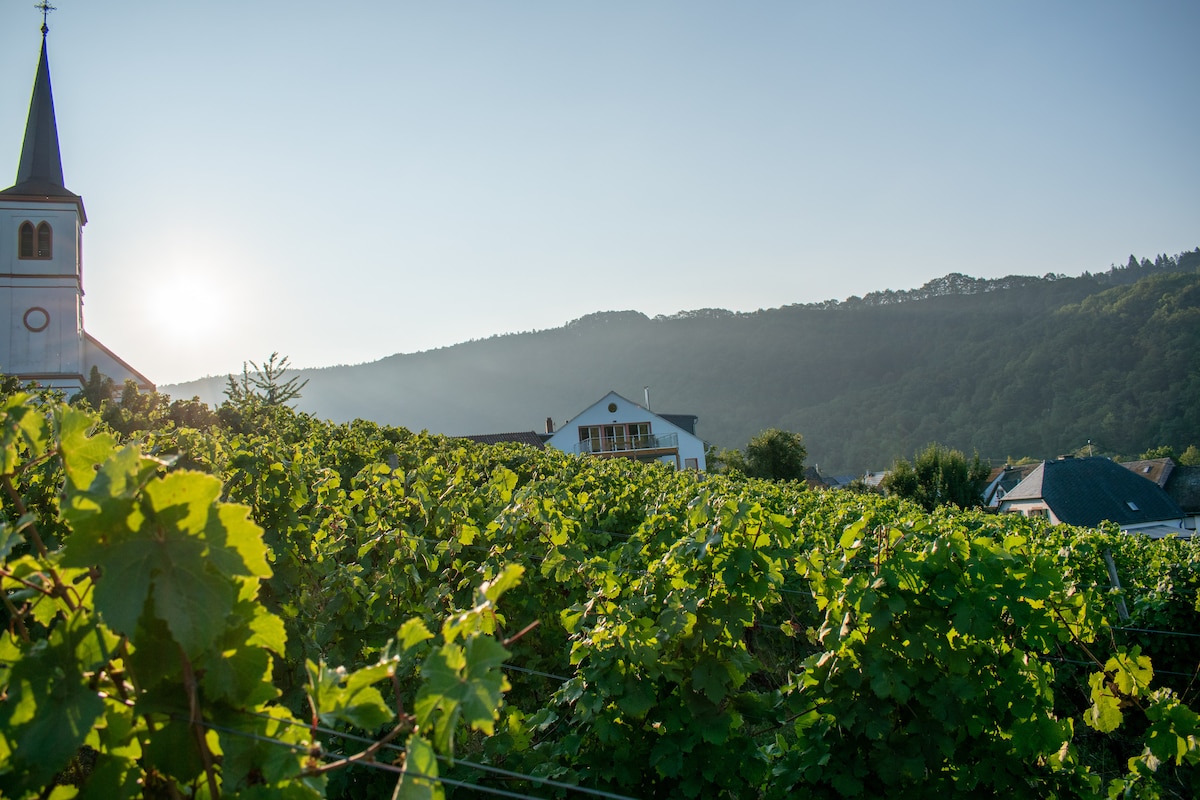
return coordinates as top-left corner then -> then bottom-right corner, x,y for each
0,33 -> 87,218
803,466 -> 833,489
1004,457 -> 1185,527
659,414 -> 698,435
1164,465 -> 1200,514
1120,458 -> 1175,488
458,431 -> 546,449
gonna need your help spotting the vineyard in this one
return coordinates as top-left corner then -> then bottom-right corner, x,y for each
1,389 -> 1198,798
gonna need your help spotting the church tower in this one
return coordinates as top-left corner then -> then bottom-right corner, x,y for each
0,15 -> 152,393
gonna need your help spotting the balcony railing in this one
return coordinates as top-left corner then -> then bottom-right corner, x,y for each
575,432 -> 678,456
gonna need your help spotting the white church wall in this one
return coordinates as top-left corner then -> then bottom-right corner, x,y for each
0,204 -> 80,276
0,202 -> 83,382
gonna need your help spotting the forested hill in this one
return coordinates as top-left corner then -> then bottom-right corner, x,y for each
168,250 -> 1200,474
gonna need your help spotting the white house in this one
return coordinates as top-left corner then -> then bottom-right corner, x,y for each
544,391 -> 707,471
0,23 -> 151,393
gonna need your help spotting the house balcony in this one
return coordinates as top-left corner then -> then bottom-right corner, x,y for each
575,432 -> 680,461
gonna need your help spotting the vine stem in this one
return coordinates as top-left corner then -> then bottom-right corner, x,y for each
308,673 -> 413,777
1,588 -> 30,641
502,619 -> 540,647
179,645 -> 221,798
1051,605 -> 1107,671
1,474 -> 75,611
1051,604 -> 1147,713
0,566 -> 55,597
307,718 -> 412,776
2,475 -> 49,559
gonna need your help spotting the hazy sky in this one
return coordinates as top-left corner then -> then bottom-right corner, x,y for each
1,2 -> 1196,385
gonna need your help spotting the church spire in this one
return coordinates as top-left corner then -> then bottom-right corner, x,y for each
3,5 -> 75,199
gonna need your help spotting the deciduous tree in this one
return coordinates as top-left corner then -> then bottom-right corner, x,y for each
882,442 -> 989,511
741,428 -> 808,481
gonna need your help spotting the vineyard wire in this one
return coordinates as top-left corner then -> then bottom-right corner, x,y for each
1037,655 -> 1197,679
180,714 -> 639,800
225,709 -> 641,800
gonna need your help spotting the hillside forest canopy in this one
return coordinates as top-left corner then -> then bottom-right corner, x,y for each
166,248 -> 1200,475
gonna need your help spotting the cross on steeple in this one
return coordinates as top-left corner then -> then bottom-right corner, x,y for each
35,1 -> 56,36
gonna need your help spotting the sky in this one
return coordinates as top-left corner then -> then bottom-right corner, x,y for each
1,1 -> 1197,386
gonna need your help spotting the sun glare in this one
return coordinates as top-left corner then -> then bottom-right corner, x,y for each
145,274 -> 230,344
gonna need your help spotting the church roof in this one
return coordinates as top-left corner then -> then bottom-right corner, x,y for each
0,32 -> 86,220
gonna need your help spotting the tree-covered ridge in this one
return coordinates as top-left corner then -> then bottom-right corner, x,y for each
164,249 -> 1200,474
2,389 -> 1199,797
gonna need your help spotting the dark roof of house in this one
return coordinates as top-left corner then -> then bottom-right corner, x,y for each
803,466 -> 832,489
659,414 -> 698,435
1164,465 -> 1200,513
1004,457 -> 1185,527
1119,458 -> 1174,488
458,431 -> 546,449
0,33 -> 86,218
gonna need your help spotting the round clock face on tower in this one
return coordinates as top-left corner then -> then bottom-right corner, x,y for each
23,307 -> 49,332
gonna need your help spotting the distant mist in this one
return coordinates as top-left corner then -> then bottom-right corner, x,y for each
164,250 -> 1200,474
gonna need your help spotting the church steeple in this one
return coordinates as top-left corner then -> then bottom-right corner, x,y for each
1,10 -> 83,214
15,34 -> 67,193
0,8 -> 152,393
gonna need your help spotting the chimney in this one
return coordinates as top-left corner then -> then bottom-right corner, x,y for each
545,417 -> 554,434
644,386 -> 651,410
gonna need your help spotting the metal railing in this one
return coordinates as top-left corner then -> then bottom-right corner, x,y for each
575,432 -> 678,455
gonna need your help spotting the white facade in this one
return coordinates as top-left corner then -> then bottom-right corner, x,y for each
544,391 -> 707,471
0,200 -> 85,390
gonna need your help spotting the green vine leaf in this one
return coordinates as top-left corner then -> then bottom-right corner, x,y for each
0,394 -> 48,475
0,613 -> 116,797
394,733 -> 443,800
415,635 -> 511,754
306,659 -> 395,731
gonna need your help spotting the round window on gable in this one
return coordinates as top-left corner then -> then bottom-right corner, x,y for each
607,402 -> 618,413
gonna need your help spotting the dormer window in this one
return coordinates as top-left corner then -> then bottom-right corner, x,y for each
18,221 -> 52,260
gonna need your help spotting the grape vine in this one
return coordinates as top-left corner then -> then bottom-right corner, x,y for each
2,389 -> 1198,798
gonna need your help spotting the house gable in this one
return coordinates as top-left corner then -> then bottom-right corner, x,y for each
544,390 -> 707,470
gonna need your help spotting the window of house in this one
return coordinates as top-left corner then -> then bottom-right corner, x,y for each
627,423 -> 649,448
18,221 -> 52,260
579,422 -> 653,453
684,458 -> 699,470
579,426 -> 603,453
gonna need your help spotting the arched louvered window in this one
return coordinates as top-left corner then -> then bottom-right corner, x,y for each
36,222 -> 51,258
18,221 -> 34,259
17,221 -> 51,260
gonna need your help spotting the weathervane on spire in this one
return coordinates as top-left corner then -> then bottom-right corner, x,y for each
35,1 -> 56,36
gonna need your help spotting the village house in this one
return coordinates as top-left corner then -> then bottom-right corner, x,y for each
998,456 -> 1188,537
542,391 -> 707,471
